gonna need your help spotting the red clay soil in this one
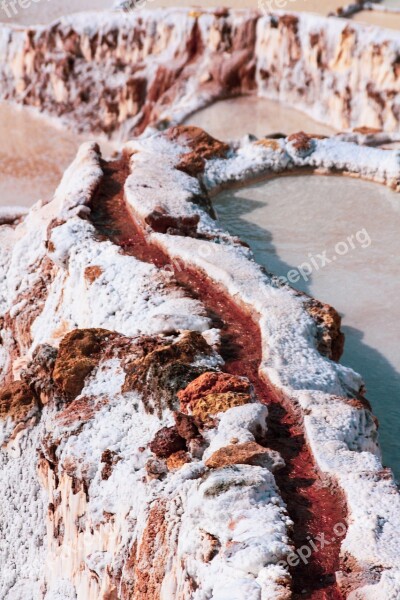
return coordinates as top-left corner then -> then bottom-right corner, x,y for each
89,157 -> 347,599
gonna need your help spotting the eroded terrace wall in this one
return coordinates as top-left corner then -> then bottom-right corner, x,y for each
0,8 -> 399,136
256,13 -> 400,132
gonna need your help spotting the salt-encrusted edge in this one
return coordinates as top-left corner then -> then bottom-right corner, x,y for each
0,141 -> 295,600
124,129 -> 400,595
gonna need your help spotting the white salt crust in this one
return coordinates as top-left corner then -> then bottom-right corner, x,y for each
255,11 -> 400,133
0,423 -> 47,600
1,132 -> 400,598
0,6 -> 399,599
348,569 -> 400,600
43,361 -> 293,599
204,136 -> 400,191
0,143 -> 292,599
0,130 -> 400,600
124,131 -> 400,596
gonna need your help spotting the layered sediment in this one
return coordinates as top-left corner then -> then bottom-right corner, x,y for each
0,7 -> 400,136
1,126 -> 400,599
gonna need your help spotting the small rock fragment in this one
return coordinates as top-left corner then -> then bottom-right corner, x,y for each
174,411 -> 200,441
166,126 -> 229,177
123,331 -> 214,416
192,392 -> 252,424
149,426 -> 186,459
53,328 -> 114,399
21,344 -> 58,405
178,371 -> 252,412
188,437 -> 208,460
286,131 -> 316,158
205,441 -> 284,472
101,449 -> 121,480
145,457 -> 168,480
0,381 -> 39,423
166,450 -> 191,471
84,265 -> 103,283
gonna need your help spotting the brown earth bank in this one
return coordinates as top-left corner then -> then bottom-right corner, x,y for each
89,155 -> 348,599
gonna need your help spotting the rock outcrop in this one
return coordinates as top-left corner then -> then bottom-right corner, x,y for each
0,137 -> 294,600
53,328 -> 116,399
1,126 -> 399,599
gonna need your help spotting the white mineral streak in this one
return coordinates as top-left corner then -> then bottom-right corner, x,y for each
203,135 -> 400,190
0,143 -> 293,599
0,423 -> 47,600
38,215 -> 213,342
124,131 -> 400,597
202,404 -> 270,461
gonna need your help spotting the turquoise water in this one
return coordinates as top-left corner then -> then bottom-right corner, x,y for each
214,175 -> 400,481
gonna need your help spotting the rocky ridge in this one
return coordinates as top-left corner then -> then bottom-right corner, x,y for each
0,126 -> 400,599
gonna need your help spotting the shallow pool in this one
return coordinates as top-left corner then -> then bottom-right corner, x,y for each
0,102 -> 115,208
214,174 -> 400,480
185,96 -> 336,141
0,94 -> 334,209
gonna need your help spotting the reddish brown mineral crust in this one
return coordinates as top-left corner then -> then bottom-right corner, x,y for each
353,126 -> 382,135
144,208 -> 200,236
122,330 -> 214,416
57,395 -> 109,428
173,411 -> 200,441
84,265 -> 103,283
88,154 -> 347,599
149,426 -> 186,459
177,371 -> 253,411
166,450 -> 191,471
0,380 -> 39,423
134,501 -> 170,600
53,328 -> 116,399
205,441 -> 278,469
287,131 -> 315,153
166,126 -> 230,176
255,138 -> 282,151
305,298 -> 345,362
101,449 -> 121,481
190,391 -> 252,424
